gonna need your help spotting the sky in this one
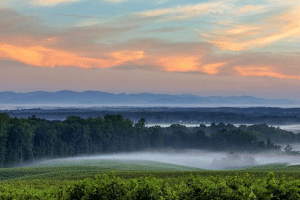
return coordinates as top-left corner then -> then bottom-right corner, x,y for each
0,0 -> 300,99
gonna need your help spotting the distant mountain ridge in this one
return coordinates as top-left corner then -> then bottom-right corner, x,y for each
0,91 -> 297,106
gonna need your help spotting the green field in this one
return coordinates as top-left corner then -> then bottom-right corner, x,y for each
2,158 -> 300,181
0,158 -> 204,181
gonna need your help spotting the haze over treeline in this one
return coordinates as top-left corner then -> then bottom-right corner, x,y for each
1,113 -> 298,167
4,107 -> 300,125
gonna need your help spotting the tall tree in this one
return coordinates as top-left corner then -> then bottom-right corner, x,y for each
0,113 -> 10,167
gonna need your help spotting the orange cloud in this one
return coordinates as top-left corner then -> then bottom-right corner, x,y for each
237,5 -> 264,14
0,43 -> 144,68
111,50 -> 144,62
211,40 -> 251,51
226,25 -> 259,35
0,44 -> 43,66
202,62 -> 226,75
33,0 -> 80,6
157,56 -> 199,72
235,66 -> 300,80
137,2 -> 227,20
201,7 -> 300,51
2,42 -> 300,82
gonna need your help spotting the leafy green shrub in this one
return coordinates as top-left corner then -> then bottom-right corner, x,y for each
3,171 -> 300,199
129,175 -> 164,200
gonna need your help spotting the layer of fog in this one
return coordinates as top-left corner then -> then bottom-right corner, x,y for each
31,149 -> 300,170
146,123 -> 300,133
146,123 -> 253,128
279,143 -> 300,152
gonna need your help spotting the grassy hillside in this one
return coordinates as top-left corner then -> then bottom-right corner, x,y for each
2,158 -> 300,182
0,159 -> 204,181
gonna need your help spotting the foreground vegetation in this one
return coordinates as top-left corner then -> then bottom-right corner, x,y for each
2,159 -> 300,199
2,170 -> 300,199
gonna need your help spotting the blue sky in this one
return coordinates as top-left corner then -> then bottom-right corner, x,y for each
0,0 -> 300,99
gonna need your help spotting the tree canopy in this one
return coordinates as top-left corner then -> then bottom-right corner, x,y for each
0,113 -> 286,167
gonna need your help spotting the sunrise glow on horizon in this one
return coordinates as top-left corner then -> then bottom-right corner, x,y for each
1,0 -> 300,99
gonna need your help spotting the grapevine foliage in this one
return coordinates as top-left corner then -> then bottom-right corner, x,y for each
1,171 -> 300,199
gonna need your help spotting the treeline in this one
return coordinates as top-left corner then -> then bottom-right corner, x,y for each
0,113 -> 289,167
5,107 -> 300,125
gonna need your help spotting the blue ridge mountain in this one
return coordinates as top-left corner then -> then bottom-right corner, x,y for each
0,91 -> 297,106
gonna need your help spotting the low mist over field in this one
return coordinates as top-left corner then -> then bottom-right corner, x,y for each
31,150 -> 300,170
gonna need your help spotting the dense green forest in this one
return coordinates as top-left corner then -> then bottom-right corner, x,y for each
0,113 -> 298,167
